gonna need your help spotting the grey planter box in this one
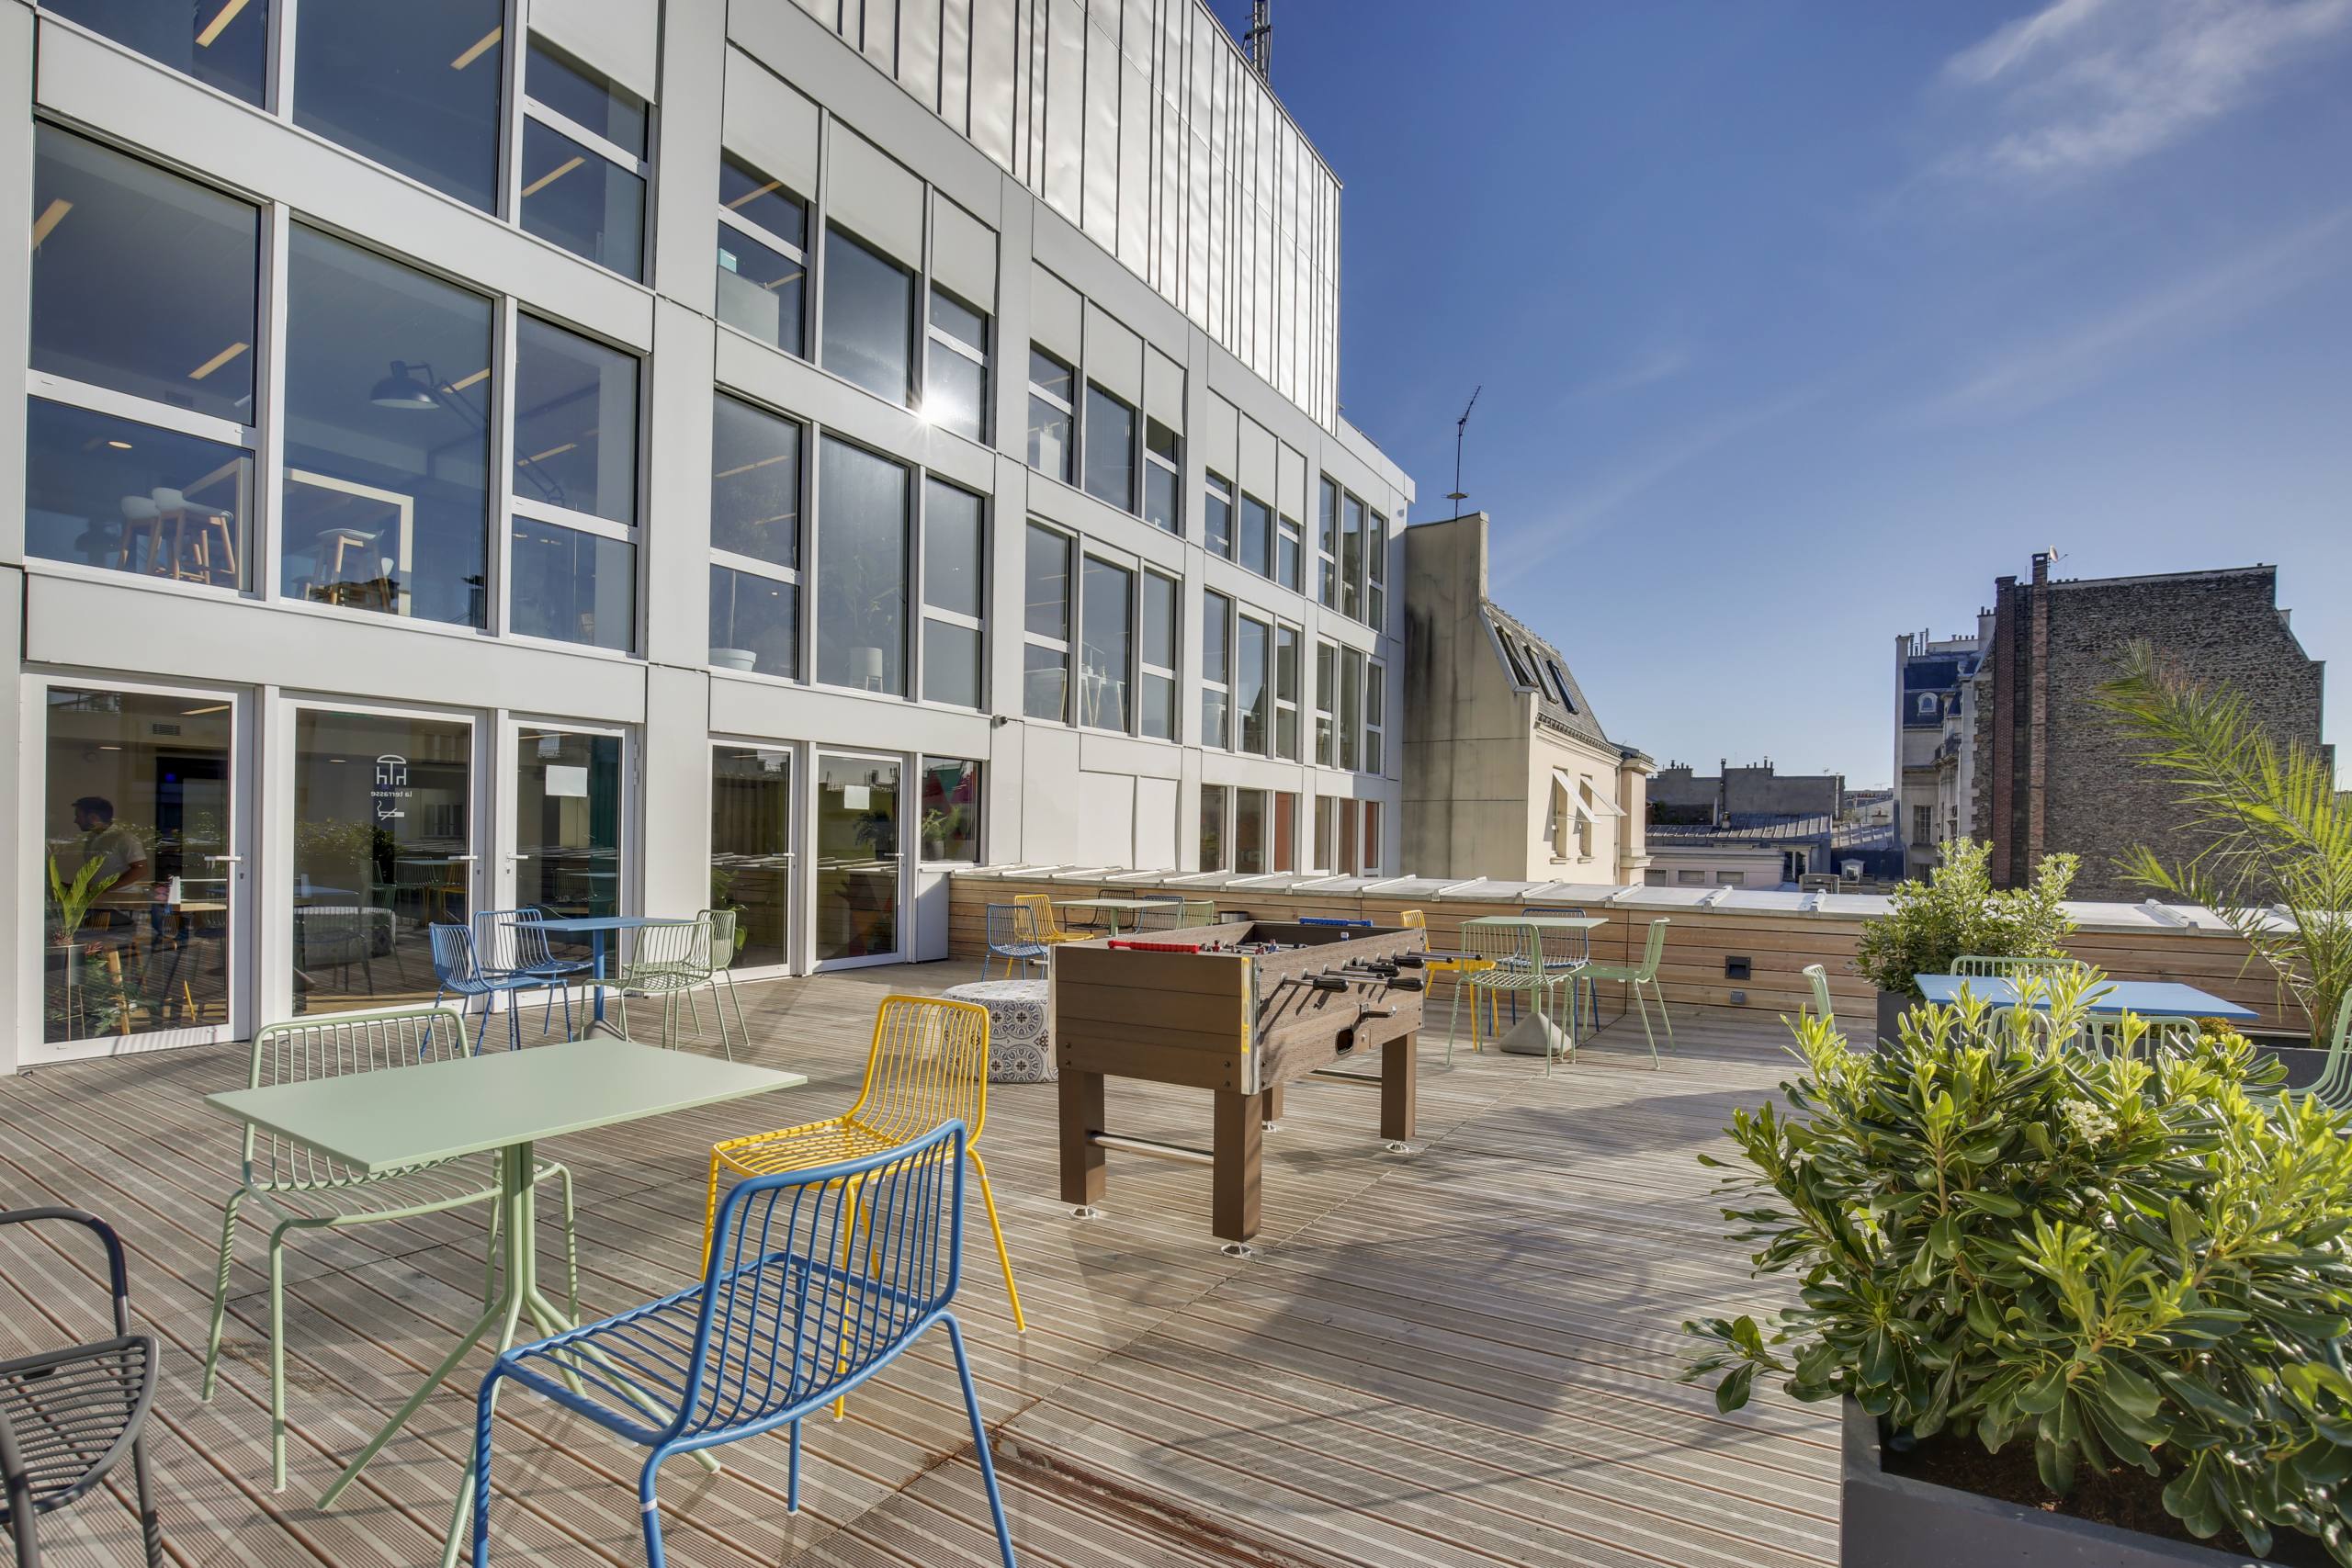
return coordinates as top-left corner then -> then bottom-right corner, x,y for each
1873,989 -> 1918,1051
1841,1400 -> 2272,1567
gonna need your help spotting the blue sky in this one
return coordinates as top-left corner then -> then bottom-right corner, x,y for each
1210,0 -> 2352,785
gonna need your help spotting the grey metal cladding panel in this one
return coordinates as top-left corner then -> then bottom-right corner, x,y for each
900,0 -> 944,112
724,47 -> 821,200
534,0 -> 661,99
970,0 -> 1018,167
1081,6 -> 1120,250
941,0 -> 973,135
864,0 -> 897,75
1116,52 -> 1150,271
1044,0 -> 1085,221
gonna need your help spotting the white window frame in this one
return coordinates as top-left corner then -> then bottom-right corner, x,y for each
1312,638 -> 1337,767
708,389 -> 808,683
717,150 -> 811,357
1022,520 -> 1074,724
1275,512 -> 1303,593
1200,588 -> 1232,750
505,307 -> 644,657
1236,609 -> 1272,757
919,476 -> 987,709
1273,623 -> 1301,761
514,35 -> 651,280
1077,549 -> 1136,732
1365,507 -> 1386,630
1081,380 -> 1140,515
1199,782 -> 1229,872
923,282 -> 989,443
1316,476 -> 1340,609
1026,345 -> 1076,483
1139,567 -> 1180,742
1363,656 -> 1385,776
1143,417 -> 1182,536
1362,798 -> 1384,874
1204,469 -> 1236,561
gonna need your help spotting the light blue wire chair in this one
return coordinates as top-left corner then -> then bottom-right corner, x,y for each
468,1121 -> 1017,1568
1298,916 -> 1372,929
430,924 -> 553,1052
474,908 -> 590,1035
1128,897 -> 1185,933
2303,990 -> 2352,1111
985,903 -> 1048,979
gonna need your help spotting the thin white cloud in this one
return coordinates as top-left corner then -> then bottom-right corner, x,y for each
1917,206 -> 2352,423
1571,344 -> 1696,401
1936,0 -> 2352,185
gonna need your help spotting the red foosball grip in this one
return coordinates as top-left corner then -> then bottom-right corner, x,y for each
1106,940 -> 1207,953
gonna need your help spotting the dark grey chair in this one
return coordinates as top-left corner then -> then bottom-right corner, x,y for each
1,1208 -> 161,1568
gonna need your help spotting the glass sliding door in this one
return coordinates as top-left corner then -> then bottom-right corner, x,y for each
813,752 -> 901,966
291,709 -> 472,1012
512,726 -> 621,925
39,686 -> 240,1055
712,744 -> 796,975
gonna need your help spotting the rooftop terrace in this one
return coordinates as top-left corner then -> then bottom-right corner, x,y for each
0,964 -> 1835,1568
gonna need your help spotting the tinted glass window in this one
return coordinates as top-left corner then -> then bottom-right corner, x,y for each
295,0 -> 503,211
813,437 -> 908,692
927,341 -> 986,442
717,222 -> 807,356
25,400 -> 252,586
710,395 -> 800,568
1237,617 -> 1269,753
519,119 -> 644,279
1083,385 -> 1136,511
924,620 -> 982,708
709,566 -> 797,677
719,154 -> 807,248
1240,494 -> 1272,577
923,479 -> 984,618
46,0 -> 268,102
821,228 -> 914,404
527,39 -> 647,153
30,129 -> 259,423
514,317 -> 638,525
1024,525 -> 1069,640
509,517 -> 632,649
280,226 -> 493,627
1023,642 -> 1067,723
1080,558 -> 1132,731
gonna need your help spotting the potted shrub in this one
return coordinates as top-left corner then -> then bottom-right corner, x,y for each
1852,837 -> 2077,1047
921,807 -> 953,862
43,851 -> 122,1040
1685,975 -> 2352,1567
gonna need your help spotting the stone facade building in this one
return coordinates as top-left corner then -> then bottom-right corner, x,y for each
1971,554 -> 2327,900
1647,760 -> 1845,829
1893,628 -> 1982,879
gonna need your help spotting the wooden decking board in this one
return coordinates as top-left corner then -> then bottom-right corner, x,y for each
2,967 -> 1836,1565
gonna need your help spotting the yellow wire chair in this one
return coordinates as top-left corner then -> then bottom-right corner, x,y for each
706,996 -> 1025,1337
1013,892 -> 1086,946
1399,909 -> 1501,1063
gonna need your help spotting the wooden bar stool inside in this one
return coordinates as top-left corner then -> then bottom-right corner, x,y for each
154,488 -> 239,587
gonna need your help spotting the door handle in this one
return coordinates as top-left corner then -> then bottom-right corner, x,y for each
508,852 -> 532,861
205,854 -> 242,865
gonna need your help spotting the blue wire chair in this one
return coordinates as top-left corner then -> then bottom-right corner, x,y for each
474,908 -> 591,1035
985,903 -> 1048,979
468,1121 -> 1017,1568
1298,916 -> 1373,928
429,924 -> 553,1052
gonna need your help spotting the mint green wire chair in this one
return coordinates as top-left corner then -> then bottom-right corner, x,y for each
614,916 -> 720,1055
687,908 -> 750,1059
1951,954 -> 2086,979
1461,921 -> 1568,1072
1581,918 -> 1672,1067
2304,990 -> 2352,1111
198,1003 -> 579,1492
1179,898 -> 1220,926
1801,963 -> 1835,1028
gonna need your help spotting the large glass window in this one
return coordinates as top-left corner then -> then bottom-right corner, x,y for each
1274,791 -> 1299,873
1080,558 -> 1133,731
1239,492 -> 1272,579
821,227 -> 915,404
1204,471 -> 1234,558
1234,789 -> 1268,874
1276,513 -> 1303,593
514,728 -> 621,921
922,479 -> 985,708
925,288 -> 989,442
1275,626 -> 1300,761
45,0 -> 268,103
1340,491 -> 1365,620
1237,614 -> 1271,755
40,688 -> 235,1046
294,1 -> 503,211
511,317 -> 639,649
814,436 -> 909,693
519,41 -> 649,280
1199,784 -> 1227,872
710,394 -> 801,570
1317,477 -> 1339,608
281,226 -> 493,627
718,154 -> 808,356
1340,646 -> 1364,771
1314,640 -> 1338,767
1201,590 -> 1231,750
1023,524 -> 1070,721
1144,420 -> 1181,534
1364,660 -> 1387,775
1027,348 -> 1074,481
1140,570 -> 1177,740
1367,511 -> 1388,630
709,566 -> 797,678
919,759 -> 983,863
26,404 -> 254,588
1083,384 -> 1136,512
510,518 -> 631,649
292,709 -> 471,1012
711,745 -> 793,970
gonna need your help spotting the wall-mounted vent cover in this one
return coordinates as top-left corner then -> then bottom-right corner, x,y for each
1725,956 -> 1752,981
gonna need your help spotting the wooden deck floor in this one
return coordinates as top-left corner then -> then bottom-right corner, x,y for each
0,966 -> 1837,1568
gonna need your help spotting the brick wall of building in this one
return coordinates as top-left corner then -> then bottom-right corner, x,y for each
1975,559 -> 2325,899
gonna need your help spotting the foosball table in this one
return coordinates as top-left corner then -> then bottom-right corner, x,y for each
1050,920 -> 1428,1247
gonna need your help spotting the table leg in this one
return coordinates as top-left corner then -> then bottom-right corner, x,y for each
1381,1032 -> 1418,1143
590,931 -> 608,1027
1212,1089 -> 1261,1243
1058,1068 -> 1106,1208
1261,1084 -> 1283,1125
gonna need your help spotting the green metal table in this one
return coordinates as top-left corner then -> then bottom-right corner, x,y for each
206,1037 -> 806,1563
1055,896 -> 1177,937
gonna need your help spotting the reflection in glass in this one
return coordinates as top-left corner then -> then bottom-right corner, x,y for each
514,316 -> 639,525
814,437 -> 908,693
924,479 -> 984,617
1276,625 -> 1300,760
717,222 -> 807,355
814,754 -> 899,962
281,227 -> 493,626
924,622 -> 981,709
821,228 -> 914,404
1340,491 -> 1364,619
1237,616 -> 1270,754
1080,558 -> 1131,731
1140,570 -> 1176,740
1023,643 -> 1067,724
46,0 -> 268,102
1145,420 -> 1181,534
1239,493 -> 1272,578
1202,590 -> 1230,748
919,759 -> 982,863
291,709 -> 471,1013
710,394 -> 800,568
27,400 -> 253,589
709,566 -> 797,677
1083,385 -> 1136,511
1027,348 -> 1074,481
41,688 -> 234,1045
1277,517 -> 1302,592
712,746 -> 793,971
1023,525 -> 1069,639
926,289 -> 988,441
1199,784 -> 1227,872
514,729 -> 620,930
31,129 -> 259,423
295,0 -> 503,210
528,39 -> 647,154
519,118 -> 644,280
719,153 -> 807,248
1235,789 -> 1267,875
1205,472 -> 1234,558
509,517 -> 632,649
1340,646 -> 1363,771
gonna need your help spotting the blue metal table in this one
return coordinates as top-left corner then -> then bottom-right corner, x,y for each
1914,975 -> 2257,1022
533,914 -> 697,1037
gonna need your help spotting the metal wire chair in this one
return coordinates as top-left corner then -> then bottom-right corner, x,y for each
1012,893 -> 1083,946
1521,907 -> 1596,1038
985,903 -> 1048,979
469,1122 -> 1016,1568
1802,962 -> 1836,1029
1128,897 -> 1185,933
430,923 -> 553,1052
1463,921 -> 1571,1072
2,1208 -> 162,1568
705,997 -> 1025,1341
1298,916 -> 1372,928
1581,918 -> 1673,1066
1179,898 -> 1221,926
613,917 -> 720,1055
198,1003 -> 578,1491
474,908 -> 589,1035
697,908 -> 751,1056
2307,991 -> 2352,1111
1950,954 -> 2086,979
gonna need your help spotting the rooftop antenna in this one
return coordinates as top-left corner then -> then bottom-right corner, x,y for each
1244,0 -> 1272,81
1447,385 -> 1481,516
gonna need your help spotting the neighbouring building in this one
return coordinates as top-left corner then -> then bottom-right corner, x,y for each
1400,512 -> 1652,883
1972,554 -> 2327,899
1894,627 -> 1983,878
1646,759 -> 1845,829
5,0 -> 1413,1071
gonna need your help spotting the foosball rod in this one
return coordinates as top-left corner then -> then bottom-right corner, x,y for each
1086,1130 -> 1216,1168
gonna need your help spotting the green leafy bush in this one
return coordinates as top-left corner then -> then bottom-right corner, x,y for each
1852,837 -> 2078,998
1685,971 -> 2352,1563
